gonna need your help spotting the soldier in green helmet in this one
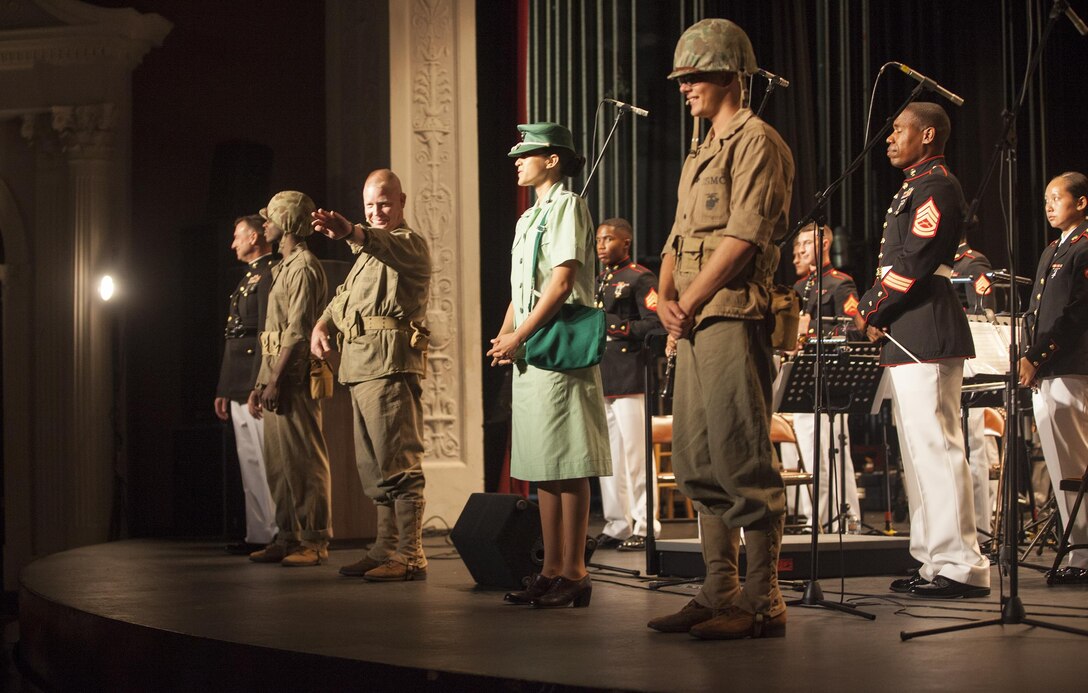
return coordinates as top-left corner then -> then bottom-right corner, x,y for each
648,18 -> 796,640
247,190 -> 333,567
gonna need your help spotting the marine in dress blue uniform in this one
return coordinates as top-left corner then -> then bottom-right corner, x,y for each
858,103 -> 989,598
1022,187 -> 1088,582
788,224 -> 863,531
595,220 -> 662,550
215,222 -> 279,549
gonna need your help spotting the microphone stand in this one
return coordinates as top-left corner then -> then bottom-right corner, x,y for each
777,80 -> 929,622
581,106 -> 628,198
901,0 -> 1088,641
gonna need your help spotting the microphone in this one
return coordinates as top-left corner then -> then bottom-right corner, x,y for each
756,68 -> 790,88
604,98 -> 649,117
894,62 -> 964,106
1062,0 -> 1088,35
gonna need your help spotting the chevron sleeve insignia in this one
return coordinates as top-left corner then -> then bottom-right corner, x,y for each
911,196 -> 940,238
974,274 -> 992,296
883,271 -> 915,293
843,294 -> 859,316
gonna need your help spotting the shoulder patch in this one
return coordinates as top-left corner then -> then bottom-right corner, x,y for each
911,197 -> 941,238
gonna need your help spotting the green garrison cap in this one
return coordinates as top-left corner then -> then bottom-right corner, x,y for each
507,122 -> 576,158
260,190 -> 316,238
669,18 -> 758,80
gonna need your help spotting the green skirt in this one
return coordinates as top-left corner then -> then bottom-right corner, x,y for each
510,361 -> 612,481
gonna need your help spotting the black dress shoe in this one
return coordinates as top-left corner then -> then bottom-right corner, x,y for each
617,534 -> 646,551
909,576 -> 990,599
594,533 -> 623,550
531,575 -> 593,608
1046,566 -> 1088,586
224,542 -> 263,556
889,571 -> 929,593
504,573 -> 556,605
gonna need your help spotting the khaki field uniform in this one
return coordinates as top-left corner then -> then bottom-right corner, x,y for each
257,242 -> 332,549
321,223 -> 430,571
663,108 -> 794,617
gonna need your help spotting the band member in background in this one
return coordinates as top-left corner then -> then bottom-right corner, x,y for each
649,18 -> 794,640
952,229 -> 999,540
594,218 -> 662,552
1020,171 -> 1088,585
788,222 -> 862,532
858,102 -> 990,599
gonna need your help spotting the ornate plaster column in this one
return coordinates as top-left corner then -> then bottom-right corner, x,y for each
53,103 -> 120,545
389,0 -> 483,522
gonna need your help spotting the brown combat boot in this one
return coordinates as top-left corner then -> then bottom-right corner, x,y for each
249,541 -> 295,563
694,514 -> 788,639
363,499 -> 428,582
648,513 -> 740,632
281,544 -> 327,567
688,605 -> 787,640
340,503 -> 398,577
647,599 -> 715,632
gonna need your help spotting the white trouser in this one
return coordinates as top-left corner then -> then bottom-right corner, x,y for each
600,394 -> 660,538
889,359 -> 989,587
1033,376 -> 1088,568
791,413 -> 861,532
964,408 -> 997,537
230,400 -> 278,544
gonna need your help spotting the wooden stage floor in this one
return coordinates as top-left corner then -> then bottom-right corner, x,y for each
16,538 -> 1088,691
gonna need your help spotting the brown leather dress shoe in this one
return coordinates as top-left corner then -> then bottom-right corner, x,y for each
363,558 -> 428,582
531,574 -> 592,608
647,599 -> 715,633
688,605 -> 787,640
504,573 -> 556,605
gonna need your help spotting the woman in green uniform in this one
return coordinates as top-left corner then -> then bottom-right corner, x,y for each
488,122 -> 611,608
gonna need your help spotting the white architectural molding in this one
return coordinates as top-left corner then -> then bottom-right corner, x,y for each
390,0 -> 482,523
0,0 -> 170,589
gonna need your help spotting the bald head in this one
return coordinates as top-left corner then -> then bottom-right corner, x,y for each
362,168 -> 407,229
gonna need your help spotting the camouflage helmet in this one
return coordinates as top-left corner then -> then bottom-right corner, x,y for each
260,190 -> 315,238
668,18 -> 758,80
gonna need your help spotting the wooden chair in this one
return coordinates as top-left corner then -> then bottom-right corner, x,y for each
770,413 -> 815,531
652,415 -> 694,519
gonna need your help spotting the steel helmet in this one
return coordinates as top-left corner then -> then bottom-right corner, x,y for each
668,18 -> 758,80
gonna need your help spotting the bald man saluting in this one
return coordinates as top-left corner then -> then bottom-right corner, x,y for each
311,169 -> 433,582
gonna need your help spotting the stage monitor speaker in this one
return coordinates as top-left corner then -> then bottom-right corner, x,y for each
451,493 -> 542,589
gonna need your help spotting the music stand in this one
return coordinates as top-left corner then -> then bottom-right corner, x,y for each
776,340 -> 887,619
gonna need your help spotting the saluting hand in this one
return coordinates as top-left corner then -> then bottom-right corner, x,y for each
311,208 -> 352,240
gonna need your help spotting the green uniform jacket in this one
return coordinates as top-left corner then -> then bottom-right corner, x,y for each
257,242 -> 328,386
662,108 -> 794,325
321,224 -> 431,384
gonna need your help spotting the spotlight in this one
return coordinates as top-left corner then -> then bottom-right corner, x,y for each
98,274 -> 116,302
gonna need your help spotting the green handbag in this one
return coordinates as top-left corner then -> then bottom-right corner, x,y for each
523,209 -> 606,371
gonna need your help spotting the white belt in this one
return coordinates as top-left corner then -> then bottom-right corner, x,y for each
879,264 -> 952,280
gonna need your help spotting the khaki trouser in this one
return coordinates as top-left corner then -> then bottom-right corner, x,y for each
348,374 -> 427,504
672,318 -> 786,528
263,376 -> 333,547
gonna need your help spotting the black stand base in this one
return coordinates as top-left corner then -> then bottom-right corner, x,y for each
788,579 -> 876,620
901,595 -> 1088,640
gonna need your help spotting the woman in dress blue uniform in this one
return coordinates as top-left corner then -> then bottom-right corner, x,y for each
488,122 -> 611,607
1019,171 -> 1088,585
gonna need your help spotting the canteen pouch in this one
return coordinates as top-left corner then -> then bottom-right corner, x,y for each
309,359 -> 334,399
769,284 -> 800,351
